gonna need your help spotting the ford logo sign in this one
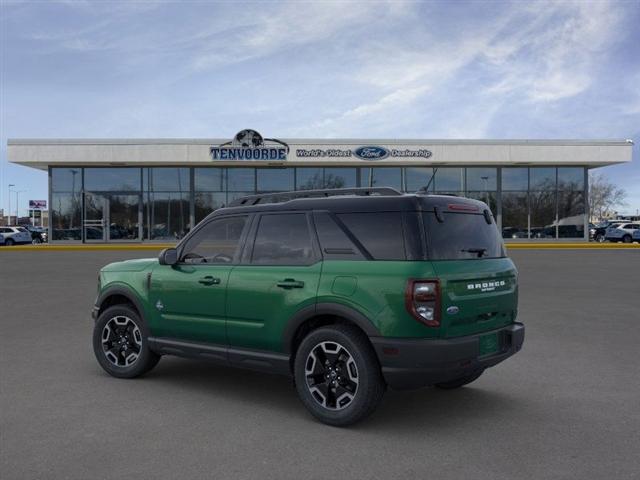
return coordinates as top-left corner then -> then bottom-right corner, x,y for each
354,146 -> 389,160
446,306 -> 460,315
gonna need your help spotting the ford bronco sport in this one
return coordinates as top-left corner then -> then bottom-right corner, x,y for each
92,188 -> 524,426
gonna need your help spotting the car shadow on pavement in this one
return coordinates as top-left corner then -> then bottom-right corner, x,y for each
129,357 -> 519,431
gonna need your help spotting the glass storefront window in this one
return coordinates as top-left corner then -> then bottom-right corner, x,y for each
502,168 -> 528,191
435,168 -> 464,192
195,192 -> 226,224
324,168 -> 357,188
257,168 -> 294,193
84,168 -> 141,191
51,168 -> 82,193
530,190 -> 556,238
466,168 -> 497,191
501,192 -> 528,239
558,167 -> 584,190
529,168 -> 556,191
557,190 -> 585,238
51,192 -> 82,240
145,168 -> 189,192
145,192 -> 190,240
404,167 -> 435,192
367,167 -> 402,190
227,168 -> 255,191
296,168 -> 324,190
195,168 -> 225,191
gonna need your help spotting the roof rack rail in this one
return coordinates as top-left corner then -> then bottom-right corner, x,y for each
228,187 -> 402,207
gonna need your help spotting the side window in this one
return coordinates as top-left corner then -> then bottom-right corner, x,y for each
337,212 -> 406,260
251,213 -> 315,265
313,212 -> 365,260
180,216 -> 247,264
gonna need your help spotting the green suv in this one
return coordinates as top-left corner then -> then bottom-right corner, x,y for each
92,188 -> 524,426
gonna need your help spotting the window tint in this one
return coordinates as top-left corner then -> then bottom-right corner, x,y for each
313,212 -> 365,260
424,212 -> 504,260
337,212 -> 405,260
181,216 -> 247,264
252,214 -> 314,265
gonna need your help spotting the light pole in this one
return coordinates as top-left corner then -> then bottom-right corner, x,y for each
8,184 -> 15,225
15,190 -> 26,225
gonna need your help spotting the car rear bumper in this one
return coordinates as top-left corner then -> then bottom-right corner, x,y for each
371,323 -> 525,390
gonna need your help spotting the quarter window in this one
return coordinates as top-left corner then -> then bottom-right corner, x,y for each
337,212 -> 406,260
251,214 -> 314,265
180,216 -> 247,264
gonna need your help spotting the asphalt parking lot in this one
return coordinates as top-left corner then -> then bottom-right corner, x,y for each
1,249 -> 639,479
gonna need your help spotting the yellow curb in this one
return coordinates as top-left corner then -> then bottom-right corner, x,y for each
1,243 -> 638,252
506,243 -> 640,249
0,244 -> 175,251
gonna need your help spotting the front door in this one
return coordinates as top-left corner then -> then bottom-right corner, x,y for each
148,214 -> 250,345
226,212 -> 322,352
84,193 -> 141,242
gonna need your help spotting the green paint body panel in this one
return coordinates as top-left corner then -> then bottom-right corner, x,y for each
97,256 -> 518,351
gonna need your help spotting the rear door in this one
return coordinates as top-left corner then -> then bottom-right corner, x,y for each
226,212 -> 322,352
423,210 -> 518,338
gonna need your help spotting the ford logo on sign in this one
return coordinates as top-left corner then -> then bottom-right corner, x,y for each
354,146 -> 389,160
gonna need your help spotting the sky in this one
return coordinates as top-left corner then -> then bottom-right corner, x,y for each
1,0 -> 639,217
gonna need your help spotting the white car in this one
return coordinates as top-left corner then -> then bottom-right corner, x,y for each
0,226 -> 32,246
605,223 -> 640,243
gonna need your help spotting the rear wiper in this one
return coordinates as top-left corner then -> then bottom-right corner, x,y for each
461,248 -> 487,258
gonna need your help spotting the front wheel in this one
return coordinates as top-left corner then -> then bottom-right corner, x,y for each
93,305 -> 160,378
5,238 -> 14,246
622,235 -> 632,243
595,233 -> 605,243
435,370 -> 484,389
294,325 -> 385,426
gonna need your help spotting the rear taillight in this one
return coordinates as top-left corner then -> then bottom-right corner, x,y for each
405,279 -> 440,327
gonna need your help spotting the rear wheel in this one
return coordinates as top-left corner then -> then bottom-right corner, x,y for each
32,237 -> 42,244
294,325 -> 385,426
622,234 -> 632,243
5,238 -> 14,246
435,370 -> 484,389
93,305 -> 160,378
595,233 -> 605,243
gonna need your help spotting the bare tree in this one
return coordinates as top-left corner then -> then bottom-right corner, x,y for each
589,172 -> 627,221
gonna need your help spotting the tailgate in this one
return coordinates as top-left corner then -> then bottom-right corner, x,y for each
432,258 -> 518,338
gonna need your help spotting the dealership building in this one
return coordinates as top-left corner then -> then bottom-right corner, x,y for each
7,131 -> 633,243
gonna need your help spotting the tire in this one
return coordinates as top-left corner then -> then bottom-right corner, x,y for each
93,304 -> 160,379
622,235 -> 632,243
435,370 -> 484,390
595,233 -> 605,243
32,237 -> 42,245
294,324 -> 385,427
5,238 -> 14,246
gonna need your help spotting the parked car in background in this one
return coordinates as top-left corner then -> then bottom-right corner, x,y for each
605,223 -> 640,243
0,226 -> 32,246
591,220 -> 625,242
20,225 -> 48,244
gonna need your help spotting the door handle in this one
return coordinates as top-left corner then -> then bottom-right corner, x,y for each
276,278 -> 305,289
198,276 -> 221,286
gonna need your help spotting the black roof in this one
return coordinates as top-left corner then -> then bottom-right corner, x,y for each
211,188 -> 490,217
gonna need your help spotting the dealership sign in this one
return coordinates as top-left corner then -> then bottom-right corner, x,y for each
211,129 -> 289,161
29,200 -> 47,209
296,146 -> 432,160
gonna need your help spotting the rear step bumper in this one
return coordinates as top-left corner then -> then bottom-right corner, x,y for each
371,323 -> 524,390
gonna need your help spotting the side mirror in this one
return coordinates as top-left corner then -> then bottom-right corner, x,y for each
158,247 -> 178,266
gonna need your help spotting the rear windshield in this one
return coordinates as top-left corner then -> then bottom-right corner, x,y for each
424,212 -> 505,260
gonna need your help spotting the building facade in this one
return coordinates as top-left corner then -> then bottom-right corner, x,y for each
7,131 -> 633,243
